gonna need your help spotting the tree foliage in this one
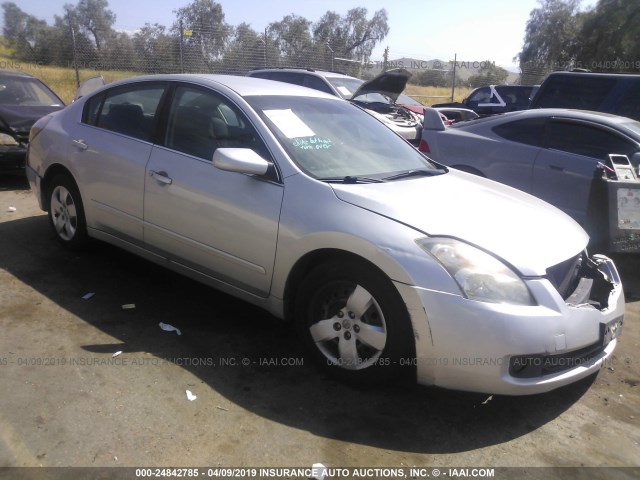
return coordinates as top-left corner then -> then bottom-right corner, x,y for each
517,0 -> 640,83
467,61 -> 509,88
173,0 -> 230,70
1,0 -> 390,76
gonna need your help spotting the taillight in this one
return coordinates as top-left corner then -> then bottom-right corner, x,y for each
29,115 -> 53,142
418,139 -> 430,153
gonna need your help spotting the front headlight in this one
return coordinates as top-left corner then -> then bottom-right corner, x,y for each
417,237 -> 535,306
0,132 -> 19,146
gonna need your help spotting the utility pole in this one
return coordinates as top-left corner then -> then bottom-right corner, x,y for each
383,46 -> 389,72
451,53 -> 457,102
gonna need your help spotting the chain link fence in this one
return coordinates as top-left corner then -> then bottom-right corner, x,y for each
5,22 -> 540,103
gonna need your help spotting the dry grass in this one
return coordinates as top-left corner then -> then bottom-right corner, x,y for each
0,58 -> 140,104
404,84 -> 472,105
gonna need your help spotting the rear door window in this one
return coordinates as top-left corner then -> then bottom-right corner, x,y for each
85,83 -> 166,142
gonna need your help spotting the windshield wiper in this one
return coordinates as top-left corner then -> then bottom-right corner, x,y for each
319,175 -> 386,184
383,169 -> 445,181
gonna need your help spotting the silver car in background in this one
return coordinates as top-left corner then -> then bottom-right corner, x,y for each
421,108 -> 640,227
27,75 -> 624,395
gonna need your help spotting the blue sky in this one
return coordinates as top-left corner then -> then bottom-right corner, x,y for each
10,0 -> 596,69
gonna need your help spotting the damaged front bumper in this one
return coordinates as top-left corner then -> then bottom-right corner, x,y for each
397,253 -> 625,395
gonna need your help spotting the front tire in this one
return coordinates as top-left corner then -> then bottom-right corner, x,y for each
294,259 -> 415,384
48,174 -> 88,250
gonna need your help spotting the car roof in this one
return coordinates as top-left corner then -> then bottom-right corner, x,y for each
451,108 -> 639,129
0,69 -> 38,79
89,73 -> 341,99
248,68 -> 357,80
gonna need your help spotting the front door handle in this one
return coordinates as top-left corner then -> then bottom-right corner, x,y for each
71,139 -> 88,151
149,170 -> 173,185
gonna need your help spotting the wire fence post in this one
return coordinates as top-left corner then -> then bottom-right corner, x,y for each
69,23 -> 80,88
450,53 -> 457,102
179,20 -> 184,73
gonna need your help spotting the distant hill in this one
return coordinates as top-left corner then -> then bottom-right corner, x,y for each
364,57 -> 520,84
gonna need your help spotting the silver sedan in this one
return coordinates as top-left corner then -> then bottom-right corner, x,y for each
27,75 -> 625,394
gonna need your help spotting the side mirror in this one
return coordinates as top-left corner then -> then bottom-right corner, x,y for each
212,148 -> 270,176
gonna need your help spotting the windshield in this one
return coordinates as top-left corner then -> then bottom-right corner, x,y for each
0,76 -> 63,107
325,77 -> 364,99
351,92 -> 391,104
246,95 -> 437,179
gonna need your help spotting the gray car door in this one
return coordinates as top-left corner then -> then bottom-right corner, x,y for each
143,84 -> 283,297
70,83 -> 167,244
533,119 -> 637,225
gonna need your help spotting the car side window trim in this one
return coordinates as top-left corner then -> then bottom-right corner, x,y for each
544,117 -> 638,161
81,81 -> 169,143
157,81 -> 282,183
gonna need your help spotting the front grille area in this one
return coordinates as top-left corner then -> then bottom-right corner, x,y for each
545,252 -> 615,309
509,341 -> 606,378
546,251 -> 585,299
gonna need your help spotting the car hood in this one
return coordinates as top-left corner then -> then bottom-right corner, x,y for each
331,172 -> 588,276
0,105 -> 63,134
351,68 -> 412,103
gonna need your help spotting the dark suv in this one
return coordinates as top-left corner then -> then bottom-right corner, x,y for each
529,71 -> 640,121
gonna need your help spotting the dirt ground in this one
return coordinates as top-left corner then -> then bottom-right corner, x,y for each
0,175 -> 639,478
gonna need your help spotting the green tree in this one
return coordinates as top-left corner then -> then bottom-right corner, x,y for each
174,0 -> 230,71
467,61 -> 509,88
517,0 -> 584,82
222,23 -> 268,74
74,0 -> 116,52
576,0 -> 640,70
267,14 -> 313,67
313,8 -> 389,66
134,23 -> 179,73
1,2 -> 50,60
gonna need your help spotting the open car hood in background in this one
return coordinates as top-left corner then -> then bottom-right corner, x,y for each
73,75 -> 106,102
351,68 -> 412,103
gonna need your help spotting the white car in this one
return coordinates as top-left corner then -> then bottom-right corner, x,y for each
26,74 -> 624,395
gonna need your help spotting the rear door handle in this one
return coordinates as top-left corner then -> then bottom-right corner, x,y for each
549,165 -> 564,171
72,139 -> 88,151
149,170 -> 173,185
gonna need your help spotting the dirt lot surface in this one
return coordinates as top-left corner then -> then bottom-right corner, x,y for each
0,175 -> 639,479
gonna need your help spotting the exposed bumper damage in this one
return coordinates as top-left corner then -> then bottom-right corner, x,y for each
397,252 -> 625,395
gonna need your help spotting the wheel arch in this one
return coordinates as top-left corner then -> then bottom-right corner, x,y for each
41,164 -> 77,211
283,248 -> 400,322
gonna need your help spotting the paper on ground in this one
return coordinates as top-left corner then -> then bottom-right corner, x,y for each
159,322 -> 182,335
186,390 -> 197,401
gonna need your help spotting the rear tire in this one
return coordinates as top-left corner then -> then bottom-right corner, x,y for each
47,174 -> 88,250
294,259 -> 415,384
